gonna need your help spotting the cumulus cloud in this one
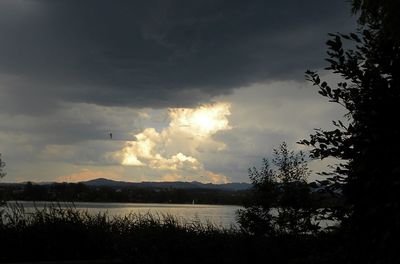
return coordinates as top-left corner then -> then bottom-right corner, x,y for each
169,104 -> 231,137
0,1 -> 355,183
0,78 -> 346,183
113,103 -> 231,183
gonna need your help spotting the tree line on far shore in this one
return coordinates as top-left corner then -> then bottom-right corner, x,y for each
0,180 -> 340,207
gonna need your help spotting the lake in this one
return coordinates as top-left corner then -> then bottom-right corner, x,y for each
6,201 -> 242,228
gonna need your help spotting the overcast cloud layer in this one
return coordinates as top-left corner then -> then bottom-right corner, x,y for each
1,0 -> 354,111
0,0 -> 355,183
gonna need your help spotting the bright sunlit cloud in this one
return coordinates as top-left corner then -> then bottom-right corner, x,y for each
113,103 -> 231,183
169,103 -> 231,137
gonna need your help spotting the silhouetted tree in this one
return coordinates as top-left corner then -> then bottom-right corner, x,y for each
0,154 -> 5,206
301,0 -> 400,262
237,143 -> 319,236
0,154 -> 5,180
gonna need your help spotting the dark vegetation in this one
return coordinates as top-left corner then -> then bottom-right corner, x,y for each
0,180 -> 336,207
237,143 -> 323,236
82,178 -> 251,191
0,154 -> 5,207
0,0 -> 399,262
0,204 -> 344,264
300,0 -> 400,262
0,182 -> 249,205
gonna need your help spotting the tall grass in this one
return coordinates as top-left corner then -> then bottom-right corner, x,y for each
0,203 -> 243,263
1,202 -> 234,234
0,203 -> 344,263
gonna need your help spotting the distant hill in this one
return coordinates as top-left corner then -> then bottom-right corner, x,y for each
81,178 -> 252,191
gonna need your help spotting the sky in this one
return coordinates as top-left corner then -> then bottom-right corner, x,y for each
0,0 -> 356,183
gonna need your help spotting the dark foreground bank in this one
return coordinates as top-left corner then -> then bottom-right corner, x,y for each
0,204 -> 345,264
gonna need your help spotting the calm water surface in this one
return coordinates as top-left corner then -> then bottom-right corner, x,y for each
8,201 -> 242,228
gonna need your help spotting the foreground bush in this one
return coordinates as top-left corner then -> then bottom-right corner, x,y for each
238,143 -> 322,236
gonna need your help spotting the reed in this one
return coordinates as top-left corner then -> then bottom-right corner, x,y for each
0,203 -> 342,264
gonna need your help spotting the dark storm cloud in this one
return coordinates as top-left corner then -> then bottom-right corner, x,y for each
0,0 -> 354,112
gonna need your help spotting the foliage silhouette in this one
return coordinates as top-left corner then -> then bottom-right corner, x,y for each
0,154 -> 5,180
1,182 -> 248,205
237,142 -> 319,236
0,154 -> 5,206
300,0 -> 400,262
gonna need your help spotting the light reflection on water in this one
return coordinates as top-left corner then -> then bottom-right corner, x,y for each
7,201 -> 242,228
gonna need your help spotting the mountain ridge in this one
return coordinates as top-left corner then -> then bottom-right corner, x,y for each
0,178 -> 252,191
81,178 -> 252,191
